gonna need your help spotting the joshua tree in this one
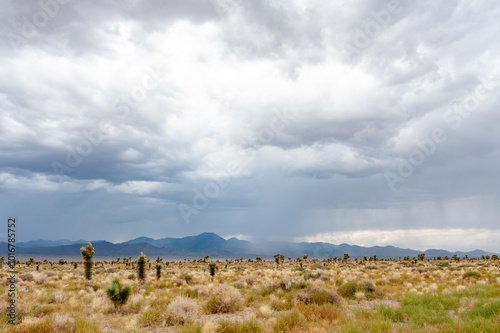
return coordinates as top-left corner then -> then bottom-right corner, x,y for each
255,257 -> 262,263
209,262 -> 217,281
203,255 -> 209,263
417,253 -> 425,261
343,253 -> 350,262
137,252 -> 147,283
80,242 -> 95,285
273,254 -> 281,265
105,278 -> 131,312
73,261 -> 78,269
303,254 -> 308,262
156,263 -> 162,280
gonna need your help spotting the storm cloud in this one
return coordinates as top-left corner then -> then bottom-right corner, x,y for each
1,0 -> 500,252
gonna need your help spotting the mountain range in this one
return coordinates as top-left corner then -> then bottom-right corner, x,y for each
2,232 -> 497,259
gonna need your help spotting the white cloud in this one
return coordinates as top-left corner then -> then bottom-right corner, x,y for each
295,228 -> 500,252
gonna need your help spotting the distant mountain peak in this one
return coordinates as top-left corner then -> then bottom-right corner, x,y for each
12,232 -> 498,259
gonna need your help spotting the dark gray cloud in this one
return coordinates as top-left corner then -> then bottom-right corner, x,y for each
1,0 -> 500,251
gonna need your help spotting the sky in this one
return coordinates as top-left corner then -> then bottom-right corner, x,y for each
1,0 -> 500,252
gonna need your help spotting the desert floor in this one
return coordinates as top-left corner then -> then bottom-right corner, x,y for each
1,258 -> 499,332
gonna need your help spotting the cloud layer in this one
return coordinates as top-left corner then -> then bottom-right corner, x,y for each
1,0 -> 500,251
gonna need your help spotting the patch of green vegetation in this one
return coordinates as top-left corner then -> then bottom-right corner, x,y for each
338,281 -> 379,299
379,293 -> 456,326
204,295 -> 220,314
466,299 -> 500,319
338,282 -> 358,299
274,308 -> 306,332
183,288 -> 199,298
137,309 -> 164,327
463,271 -> 481,279
174,323 -> 203,333
378,286 -> 500,329
217,319 -> 262,333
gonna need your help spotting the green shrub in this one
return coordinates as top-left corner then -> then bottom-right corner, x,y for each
463,271 -> 481,279
358,280 -> 376,293
180,273 -> 194,284
204,295 -> 220,314
338,282 -> 358,298
310,290 -> 329,305
217,319 -> 262,332
183,288 -> 199,298
105,277 -> 132,311
138,309 -> 164,327
274,309 -> 306,332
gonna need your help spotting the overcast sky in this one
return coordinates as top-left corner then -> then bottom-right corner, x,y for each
1,0 -> 499,252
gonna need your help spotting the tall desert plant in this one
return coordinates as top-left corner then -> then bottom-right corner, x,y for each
80,242 -> 94,284
137,252 -> 147,283
105,278 -> 131,312
209,262 -> 217,281
156,263 -> 162,280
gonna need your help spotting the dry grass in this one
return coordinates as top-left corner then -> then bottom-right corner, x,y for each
1,258 -> 499,332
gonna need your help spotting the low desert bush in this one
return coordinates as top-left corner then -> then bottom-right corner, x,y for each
166,296 -> 200,324
216,319 -> 262,333
338,281 -> 358,299
204,284 -> 243,314
20,273 -> 34,281
180,273 -> 194,285
137,309 -> 163,327
463,271 -> 481,279
338,280 -> 376,299
274,308 -> 306,332
294,287 -> 342,305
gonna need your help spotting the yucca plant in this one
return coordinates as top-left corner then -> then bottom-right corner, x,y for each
80,242 -> 94,284
156,263 -> 162,280
209,262 -> 217,281
137,252 -> 147,283
105,278 -> 131,312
